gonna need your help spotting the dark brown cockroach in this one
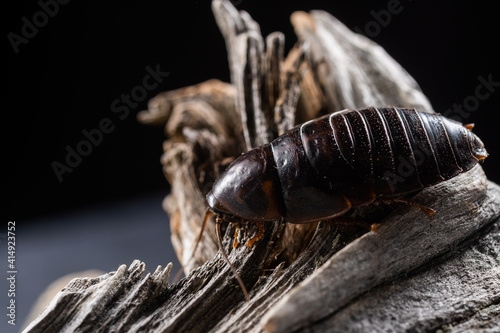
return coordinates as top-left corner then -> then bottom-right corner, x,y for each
197,106 -> 488,301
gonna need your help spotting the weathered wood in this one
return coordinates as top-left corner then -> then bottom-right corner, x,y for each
264,32 -> 284,121
139,79 -> 241,272
23,172 -> 500,333
274,43 -> 306,136
24,1 -> 500,332
290,10 -> 434,114
212,0 -> 270,149
306,217 -> 500,333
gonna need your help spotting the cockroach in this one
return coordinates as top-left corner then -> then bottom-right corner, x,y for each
196,106 -> 488,301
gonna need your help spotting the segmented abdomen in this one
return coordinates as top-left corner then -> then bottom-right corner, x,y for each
299,106 -> 479,204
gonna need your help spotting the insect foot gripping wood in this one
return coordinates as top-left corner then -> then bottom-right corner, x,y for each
201,106 -> 487,300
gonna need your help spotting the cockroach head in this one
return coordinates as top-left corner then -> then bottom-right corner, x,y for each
206,146 -> 284,222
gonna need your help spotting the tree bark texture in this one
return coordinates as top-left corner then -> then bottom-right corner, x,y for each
24,1 -> 500,332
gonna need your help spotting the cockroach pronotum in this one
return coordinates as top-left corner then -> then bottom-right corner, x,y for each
195,106 -> 488,301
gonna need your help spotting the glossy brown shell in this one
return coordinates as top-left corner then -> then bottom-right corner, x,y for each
207,107 -> 487,223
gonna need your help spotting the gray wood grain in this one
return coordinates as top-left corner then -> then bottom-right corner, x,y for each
23,173 -> 500,333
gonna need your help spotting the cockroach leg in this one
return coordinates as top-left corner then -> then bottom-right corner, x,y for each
245,221 -> 265,250
215,215 -> 250,302
370,223 -> 382,233
383,198 -> 436,220
233,227 -> 240,248
369,199 -> 435,233
192,208 -> 212,256
172,208 -> 213,283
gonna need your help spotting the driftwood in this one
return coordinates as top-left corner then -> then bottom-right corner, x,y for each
24,1 -> 500,332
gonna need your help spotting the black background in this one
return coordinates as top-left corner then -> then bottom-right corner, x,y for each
3,0 -> 499,222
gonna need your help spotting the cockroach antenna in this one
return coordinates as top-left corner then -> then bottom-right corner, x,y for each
171,209 -> 211,283
173,208 -> 250,302
213,213 -> 250,302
